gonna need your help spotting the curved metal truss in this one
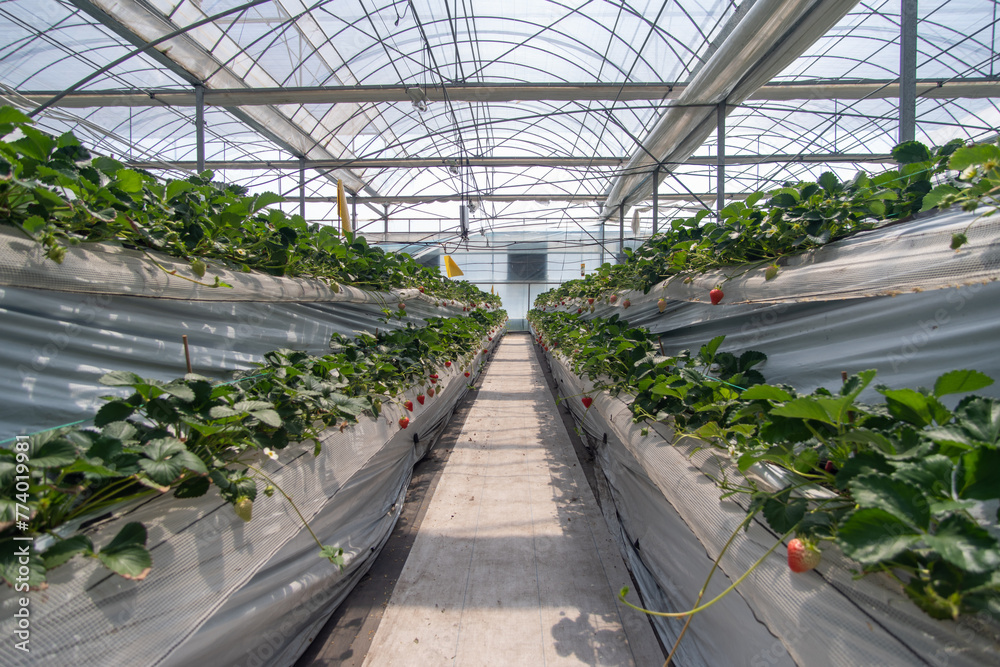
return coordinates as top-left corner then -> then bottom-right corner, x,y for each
0,0 -> 997,251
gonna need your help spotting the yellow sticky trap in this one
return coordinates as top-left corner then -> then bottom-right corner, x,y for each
337,179 -> 350,235
444,255 -> 464,278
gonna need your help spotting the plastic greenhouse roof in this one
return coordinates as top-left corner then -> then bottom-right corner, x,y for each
0,0 -> 997,253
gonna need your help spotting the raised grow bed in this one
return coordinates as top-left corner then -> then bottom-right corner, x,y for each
0,113 -> 507,665
528,143 -> 1000,666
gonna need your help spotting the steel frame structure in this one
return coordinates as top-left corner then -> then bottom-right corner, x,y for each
0,0 -> 997,242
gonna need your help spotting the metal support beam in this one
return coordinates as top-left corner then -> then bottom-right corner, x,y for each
900,0 -> 918,143
297,192 -> 752,205
600,219 -> 606,265
18,78 -> 1000,108
298,158 -> 305,219
602,0 -> 862,218
652,165 -> 659,235
619,203 -> 625,263
717,103 -> 726,216
194,83 -> 204,173
64,0 -> 373,196
352,194 -> 357,231
383,205 -> 389,235
123,152 -> 897,172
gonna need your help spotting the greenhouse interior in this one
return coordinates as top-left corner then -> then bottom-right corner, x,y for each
1,0 -> 999,665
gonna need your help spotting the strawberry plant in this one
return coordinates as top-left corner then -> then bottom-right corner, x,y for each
0,107 -> 499,307
0,309 -> 506,588
529,309 -> 1000,620
920,140 -> 1000,250
534,138 -> 966,308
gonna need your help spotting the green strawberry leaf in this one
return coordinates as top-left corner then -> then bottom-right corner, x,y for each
99,370 -> 144,387
835,428 -> 895,454
251,409 -> 282,428
925,514 -> 1000,574
95,399 -> 135,427
961,448 -> 1000,501
849,473 -> 930,529
952,397 -> 1000,446
173,475 -> 211,499
115,169 -> 143,193
920,184 -> 960,212
933,370 -> 994,397
28,434 -> 79,468
837,508 -> 921,564
949,143 -> 1000,171
770,397 -> 836,424
97,523 -> 152,580
42,535 -> 94,569
161,381 -> 196,402
139,437 -> 206,485
878,388 -> 951,427
739,384 -> 793,402
892,141 -> 931,164
762,491 -> 806,534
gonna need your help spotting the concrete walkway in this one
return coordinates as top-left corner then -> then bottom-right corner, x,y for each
362,335 -> 662,666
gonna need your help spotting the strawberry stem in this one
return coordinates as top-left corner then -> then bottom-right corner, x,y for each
663,507 -> 761,666
244,463 -> 324,550
620,525 -> 796,619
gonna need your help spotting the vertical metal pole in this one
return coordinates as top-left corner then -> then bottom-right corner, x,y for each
194,83 -> 205,173
717,102 -> 726,216
351,194 -> 357,231
383,205 -> 389,238
618,203 -> 625,263
900,0 -> 918,143
599,220 -> 606,265
652,164 -> 659,235
298,158 -> 305,219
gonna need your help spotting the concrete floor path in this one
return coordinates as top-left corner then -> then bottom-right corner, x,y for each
362,334 -> 663,666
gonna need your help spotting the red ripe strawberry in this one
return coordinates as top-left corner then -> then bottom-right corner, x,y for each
482,348 -> 488,354
404,400 -> 413,412
582,396 -> 593,409
427,387 -> 435,397
609,295 -> 618,304
430,373 -> 438,379
588,298 -> 594,305
464,371 -> 470,377
577,308 -> 582,314
658,298 -> 667,313
398,417 -> 409,429
430,378 -> 437,384
417,394 -> 425,405
622,299 -> 631,309
418,286 -> 425,293
787,538 -> 820,573
398,302 -> 406,310
710,288 -> 724,305
445,361 -> 452,367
